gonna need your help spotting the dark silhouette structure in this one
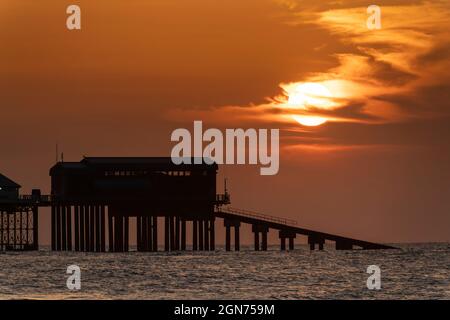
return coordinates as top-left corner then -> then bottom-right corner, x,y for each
1,156 -> 395,252
49,157 -> 223,252
0,174 -> 40,251
215,207 -> 394,251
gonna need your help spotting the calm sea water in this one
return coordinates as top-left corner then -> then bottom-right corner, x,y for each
0,243 -> 448,300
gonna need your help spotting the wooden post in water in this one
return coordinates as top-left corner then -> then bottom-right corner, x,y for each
165,216 -> 170,251
225,225 -> 231,251
152,216 -> 158,252
192,219 -> 198,251
108,208 -> 113,252
198,219 -> 204,251
204,219 -> 209,251
181,219 -> 186,250
210,218 -> 215,251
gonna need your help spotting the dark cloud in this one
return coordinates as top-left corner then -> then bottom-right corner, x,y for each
377,84 -> 450,117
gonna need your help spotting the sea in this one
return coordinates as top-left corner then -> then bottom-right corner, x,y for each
0,243 -> 448,300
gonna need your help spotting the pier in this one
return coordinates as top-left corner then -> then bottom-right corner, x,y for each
0,176 -> 45,251
216,207 -> 394,250
0,157 -> 395,252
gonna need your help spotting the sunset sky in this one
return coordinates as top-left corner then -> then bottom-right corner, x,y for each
1,0 -> 450,244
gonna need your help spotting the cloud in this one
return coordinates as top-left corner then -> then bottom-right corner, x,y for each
104,0 -> 450,152
191,0 -> 450,150
302,1 -> 450,122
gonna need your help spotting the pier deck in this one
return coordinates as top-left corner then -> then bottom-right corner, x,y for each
215,206 -> 395,250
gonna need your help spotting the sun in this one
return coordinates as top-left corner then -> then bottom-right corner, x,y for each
287,83 -> 333,109
291,115 -> 328,127
283,82 -> 335,126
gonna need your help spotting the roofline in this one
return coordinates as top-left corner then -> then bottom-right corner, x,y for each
49,156 -> 219,175
0,173 -> 21,188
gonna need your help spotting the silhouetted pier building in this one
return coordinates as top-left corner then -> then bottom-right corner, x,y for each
49,157 -> 223,252
1,157 -> 395,252
0,174 -> 40,251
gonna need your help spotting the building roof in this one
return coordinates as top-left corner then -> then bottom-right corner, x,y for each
82,157 -> 213,165
0,173 -> 21,188
82,157 -> 177,165
49,157 -> 218,175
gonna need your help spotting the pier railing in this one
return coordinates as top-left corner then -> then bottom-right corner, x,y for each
215,193 -> 231,205
217,206 -> 298,227
18,195 -> 53,203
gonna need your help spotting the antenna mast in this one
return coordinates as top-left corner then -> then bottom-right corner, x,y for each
224,178 -> 228,194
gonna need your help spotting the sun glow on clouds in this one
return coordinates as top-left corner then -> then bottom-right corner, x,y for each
286,83 -> 334,109
291,115 -> 327,126
278,82 -> 338,126
275,79 -> 349,127
168,1 -> 450,137
271,1 -> 450,129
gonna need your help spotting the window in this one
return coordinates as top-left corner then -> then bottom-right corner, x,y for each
165,170 -> 191,177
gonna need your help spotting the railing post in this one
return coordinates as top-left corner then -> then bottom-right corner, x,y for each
220,207 -> 297,227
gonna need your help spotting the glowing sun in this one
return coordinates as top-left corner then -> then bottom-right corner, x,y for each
291,115 -> 328,127
284,82 -> 335,126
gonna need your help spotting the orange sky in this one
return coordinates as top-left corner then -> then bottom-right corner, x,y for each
1,0 -> 450,243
